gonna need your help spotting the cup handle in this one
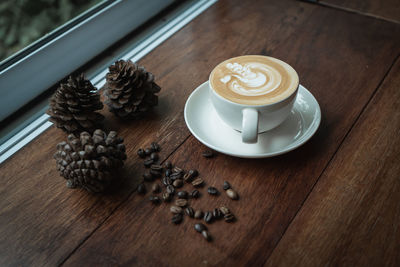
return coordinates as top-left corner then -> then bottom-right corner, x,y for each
242,108 -> 259,143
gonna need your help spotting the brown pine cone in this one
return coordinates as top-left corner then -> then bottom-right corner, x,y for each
46,74 -> 104,133
53,130 -> 127,193
104,60 -> 161,118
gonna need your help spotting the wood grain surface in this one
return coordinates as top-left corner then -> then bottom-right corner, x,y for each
0,0 -> 399,266
266,57 -> 400,267
63,0 -> 400,266
320,0 -> 400,23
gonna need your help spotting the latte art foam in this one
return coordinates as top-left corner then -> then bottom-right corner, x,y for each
221,62 -> 282,96
210,56 -> 299,105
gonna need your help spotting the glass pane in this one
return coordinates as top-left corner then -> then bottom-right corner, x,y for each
0,0 -> 104,62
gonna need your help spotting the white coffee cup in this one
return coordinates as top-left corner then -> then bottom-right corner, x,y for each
209,55 -> 299,144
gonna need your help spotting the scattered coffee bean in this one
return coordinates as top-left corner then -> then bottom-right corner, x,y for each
177,191 -> 188,199
192,178 -> 204,187
150,164 -> 163,171
173,166 -> 183,174
166,185 -> 175,195
224,213 -> 235,222
201,230 -> 211,241
185,207 -> 195,218
219,206 -> 230,215
151,142 -> 160,152
170,172 -> 183,181
149,195 -> 161,205
152,183 -> 161,193
172,213 -> 183,224
223,181 -> 231,190
150,169 -> 162,178
226,189 -> 239,200
164,161 -> 172,169
162,191 -> 172,202
143,171 -> 153,182
194,223 -> 207,233
165,169 -> 172,177
137,183 -> 146,194
194,210 -> 204,219
184,169 -> 198,182
212,208 -> 222,219
204,211 -> 213,223
191,189 -> 200,198
170,205 -> 183,214
162,176 -> 172,186
144,159 -> 154,168
137,148 -> 146,158
173,179 -> 183,188
175,199 -> 188,207
150,152 -> 159,161
145,148 -> 152,155
207,186 -> 219,195
202,149 -> 214,158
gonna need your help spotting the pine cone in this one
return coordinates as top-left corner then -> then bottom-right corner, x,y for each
53,130 -> 127,193
47,74 -> 104,133
104,60 -> 161,118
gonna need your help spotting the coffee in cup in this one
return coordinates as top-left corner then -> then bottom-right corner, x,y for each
209,55 -> 299,143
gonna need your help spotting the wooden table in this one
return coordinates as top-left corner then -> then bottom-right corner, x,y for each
1,0 -> 400,266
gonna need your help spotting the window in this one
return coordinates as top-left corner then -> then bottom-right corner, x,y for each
0,0 -> 103,62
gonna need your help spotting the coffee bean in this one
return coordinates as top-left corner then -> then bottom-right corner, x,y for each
164,161 -> 172,169
150,152 -> 159,161
219,206 -> 230,215
137,183 -> 146,194
165,169 -> 172,177
190,190 -> 200,198
224,213 -> 235,222
175,199 -> 188,207
170,172 -> 183,181
201,230 -> 211,241
194,223 -> 207,233
194,210 -> 203,219
226,189 -> 239,200
143,171 -> 153,182
177,191 -> 188,199
166,185 -> 175,195
189,169 -> 198,178
150,164 -> 163,171
212,208 -> 222,219
173,179 -> 183,188
162,176 -> 172,186
150,169 -> 162,178
145,148 -> 152,155
151,183 -> 161,193
185,207 -> 195,217
170,205 -> 183,214
223,181 -> 231,190
137,148 -> 146,158
162,191 -> 172,202
207,186 -> 219,195
204,211 -> 213,223
202,149 -> 214,158
184,169 -> 198,182
192,178 -> 204,187
173,166 -> 183,174
172,214 -> 183,224
151,142 -> 160,152
149,195 -> 161,205
144,159 -> 154,168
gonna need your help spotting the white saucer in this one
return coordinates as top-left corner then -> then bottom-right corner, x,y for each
184,82 -> 321,158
